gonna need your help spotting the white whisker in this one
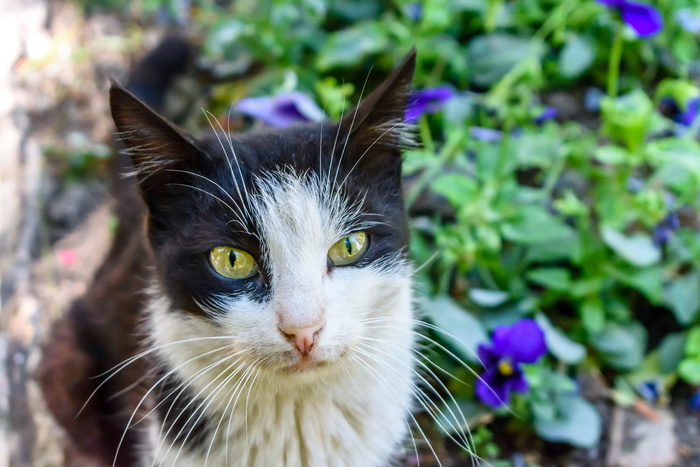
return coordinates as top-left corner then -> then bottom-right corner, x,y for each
79,336 -> 236,418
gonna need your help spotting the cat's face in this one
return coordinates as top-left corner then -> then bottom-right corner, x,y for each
110,52 -> 416,379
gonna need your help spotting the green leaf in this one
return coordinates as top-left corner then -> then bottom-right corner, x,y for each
526,268 -> 571,291
502,206 -> 575,245
525,234 -> 579,262
581,298 -> 605,335
621,267 -> 663,304
663,271 -> 700,325
530,397 -> 557,422
558,34 -> 595,78
678,358 -> 700,384
601,226 -> 660,267
315,22 -> 388,70
421,296 -> 488,363
329,0 -> 380,21
536,313 -> 586,364
534,394 -> 601,448
513,132 -> 560,168
592,322 -> 647,370
467,34 -> 543,87
601,91 -> 654,153
611,375 -> 637,407
477,298 -> 536,331
658,333 -> 686,374
431,174 -> 478,208
685,327 -> 700,357
594,146 -> 630,165
468,288 -> 509,307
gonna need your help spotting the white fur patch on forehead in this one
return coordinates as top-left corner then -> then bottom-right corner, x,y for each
251,170 -> 366,272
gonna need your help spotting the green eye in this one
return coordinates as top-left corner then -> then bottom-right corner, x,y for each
209,247 -> 258,279
328,232 -> 368,266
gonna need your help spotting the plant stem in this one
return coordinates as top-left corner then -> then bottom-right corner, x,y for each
607,29 -> 624,98
484,0 -> 503,33
418,116 -> 434,154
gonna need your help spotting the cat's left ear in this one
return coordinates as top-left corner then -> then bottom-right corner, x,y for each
339,49 -> 416,166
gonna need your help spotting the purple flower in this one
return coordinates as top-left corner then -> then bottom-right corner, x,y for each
677,97 -> 700,127
534,107 -> 558,125
691,390 -> 700,412
406,2 -> 422,22
637,380 -> 662,403
475,319 -> 547,408
236,92 -> 325,128
405,86 -> 454,122
652,212 -> 680,247
597,0 -> 664,37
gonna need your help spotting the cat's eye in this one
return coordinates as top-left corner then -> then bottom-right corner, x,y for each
209,247 -> 258,279
328,232 -> 368,266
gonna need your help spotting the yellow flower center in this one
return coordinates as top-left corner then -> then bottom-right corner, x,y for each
498,359 -> 514,376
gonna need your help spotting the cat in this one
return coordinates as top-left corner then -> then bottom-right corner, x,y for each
39,38 -> 473,467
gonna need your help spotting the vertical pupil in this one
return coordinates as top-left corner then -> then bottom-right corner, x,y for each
345,237 -> 352,255
229,250 -> 237,267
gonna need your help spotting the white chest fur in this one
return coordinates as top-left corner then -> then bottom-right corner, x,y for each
140,295 -> 415,467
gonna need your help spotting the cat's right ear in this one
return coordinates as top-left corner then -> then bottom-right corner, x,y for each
109,82 -> 204,196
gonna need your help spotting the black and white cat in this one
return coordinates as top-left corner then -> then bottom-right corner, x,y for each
40,42 -> 470,467
111,50 -> 416,466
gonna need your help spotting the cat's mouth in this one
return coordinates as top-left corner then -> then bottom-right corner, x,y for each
274,351 -> 338,374
287,359 -> 325,372
282,353 -> 332,373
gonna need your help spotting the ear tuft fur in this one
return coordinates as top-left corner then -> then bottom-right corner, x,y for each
110,83 -> 203,191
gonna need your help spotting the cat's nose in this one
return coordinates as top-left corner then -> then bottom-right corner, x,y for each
279,323 -> 323,356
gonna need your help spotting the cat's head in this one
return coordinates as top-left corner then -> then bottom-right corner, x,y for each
110,50 -> 416,378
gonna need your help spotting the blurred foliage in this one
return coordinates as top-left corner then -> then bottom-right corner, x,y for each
73,0 -> 700,461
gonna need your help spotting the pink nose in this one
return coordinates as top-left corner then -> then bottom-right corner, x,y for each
279,323 -> 323,356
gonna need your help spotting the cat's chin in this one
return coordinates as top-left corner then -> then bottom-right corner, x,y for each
282,358 -> 329,373
269,349 -> 349,375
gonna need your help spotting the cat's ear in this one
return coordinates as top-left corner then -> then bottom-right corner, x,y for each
339,49 -> 416,159
110,82 -> 204,195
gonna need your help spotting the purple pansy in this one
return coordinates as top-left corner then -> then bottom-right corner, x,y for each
475,319 -> 547,408
597,0 -> 663,37
677,97 -> 700,127
236,92 -> 325,128
652,211 -> 680,248
405,86 -> 454,123
534,107 -> 558,125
